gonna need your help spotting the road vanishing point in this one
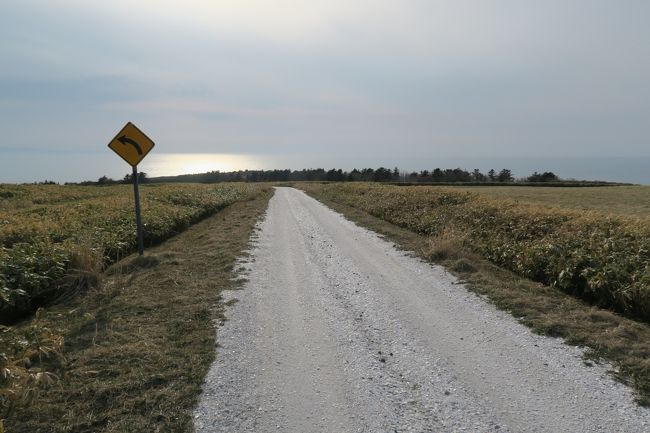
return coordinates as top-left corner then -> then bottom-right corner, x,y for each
194,187 -> 650,433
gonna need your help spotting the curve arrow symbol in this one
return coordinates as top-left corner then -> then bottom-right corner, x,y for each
118,135 -> 143,155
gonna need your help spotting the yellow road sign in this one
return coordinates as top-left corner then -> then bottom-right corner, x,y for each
108,122 -> 155,167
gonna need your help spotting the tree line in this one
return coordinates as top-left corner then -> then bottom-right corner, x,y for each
93,167 -> 559,184
74,172 -> 149,186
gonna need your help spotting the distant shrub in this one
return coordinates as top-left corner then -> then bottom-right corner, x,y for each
528,171 -> 559,182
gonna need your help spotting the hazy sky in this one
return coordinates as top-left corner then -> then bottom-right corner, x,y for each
1,1 -> 649,182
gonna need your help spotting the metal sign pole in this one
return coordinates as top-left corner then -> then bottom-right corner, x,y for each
132,165 -> 144,255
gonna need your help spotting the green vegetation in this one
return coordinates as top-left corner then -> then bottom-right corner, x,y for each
299,182 -> 650,322
1,185 -> 272,432
0,183 -> 259,323
301,182 -> 650,406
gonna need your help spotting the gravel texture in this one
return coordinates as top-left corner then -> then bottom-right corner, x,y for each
194,187 -> 650,433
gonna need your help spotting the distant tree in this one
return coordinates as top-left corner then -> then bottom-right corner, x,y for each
472,169 -> 486,182
348,168 -> 362,181
326,168 -> 345,181
528,171 -> 559,182
374,167 -> 393,182
97,175 -> 114,185
361,168 -> 375,181
497,169 -> 513,182
294,168 -> 326,181
487,169 -> 496,181
541,171 -> 558,182
122,172 -> 147,183
446,168 -> 472,182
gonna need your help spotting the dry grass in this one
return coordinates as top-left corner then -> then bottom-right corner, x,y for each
1,186 -> 272,432
451,185 -> 650,218
423,230 -> 467,262
0,183 -> 258,323
301,183 -> 650,406
0,308 -> 66,424
56,243 -> 105,301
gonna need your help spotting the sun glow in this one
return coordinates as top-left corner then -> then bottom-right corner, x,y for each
62,0 -> 359,44
141,153 -> 263,177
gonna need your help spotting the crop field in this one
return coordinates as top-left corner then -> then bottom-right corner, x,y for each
450,185 -> 650,218
300,182 -> 650,323
0,183 -> 261,322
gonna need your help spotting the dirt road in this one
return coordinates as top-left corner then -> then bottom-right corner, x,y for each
194,187 -> 650,432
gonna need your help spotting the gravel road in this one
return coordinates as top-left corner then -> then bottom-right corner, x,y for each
194,187 -> 650,433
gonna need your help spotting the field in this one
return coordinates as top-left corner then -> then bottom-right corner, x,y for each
1,183 -> 271,431
0,183 -> 260,322
451,185 -> 650,217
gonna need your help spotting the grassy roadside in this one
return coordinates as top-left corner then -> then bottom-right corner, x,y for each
2,186 -> 273,433
300,184 -> 650,406
1,183 -> 257,323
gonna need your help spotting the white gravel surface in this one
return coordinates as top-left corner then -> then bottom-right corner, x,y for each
194,187 -> 650,433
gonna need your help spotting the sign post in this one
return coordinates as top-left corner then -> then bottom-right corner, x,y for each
107,122 -> 155,255
131,165 -> 144,255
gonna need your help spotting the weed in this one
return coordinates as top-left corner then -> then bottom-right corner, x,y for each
423,231 -> 465,262
450,259 -> 477,274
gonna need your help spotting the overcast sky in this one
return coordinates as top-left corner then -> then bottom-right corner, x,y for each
1,1 -> 649,182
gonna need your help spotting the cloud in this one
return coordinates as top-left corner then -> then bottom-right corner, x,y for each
1,0 -> 650,182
